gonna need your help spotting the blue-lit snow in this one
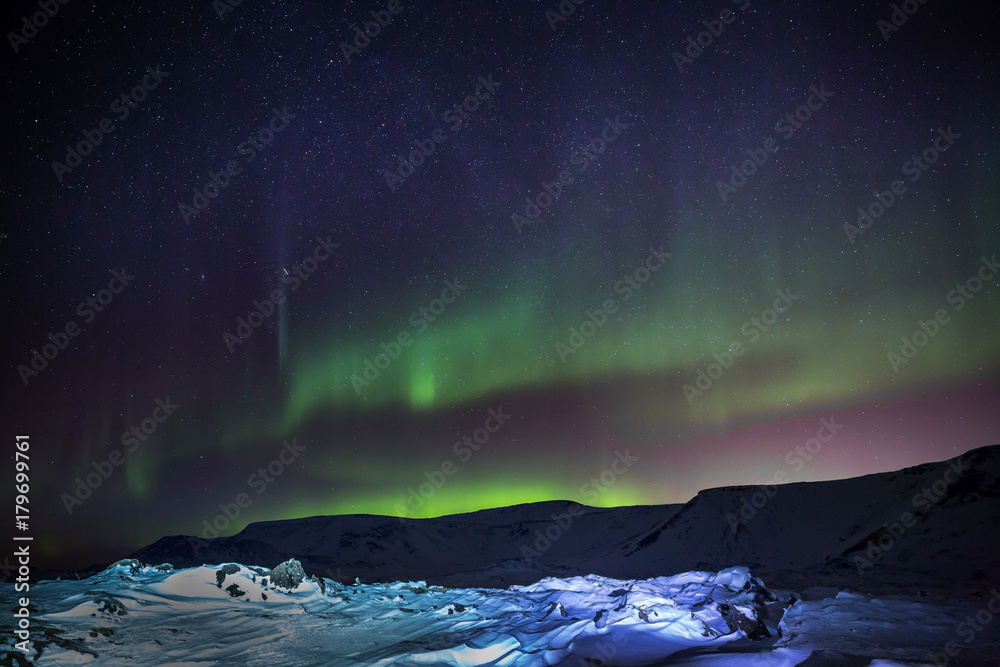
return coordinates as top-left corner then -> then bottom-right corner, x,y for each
6,562 -> 773,665
4,561 -> 997,665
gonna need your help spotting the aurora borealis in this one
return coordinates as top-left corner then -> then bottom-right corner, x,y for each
2,0 -> 999,572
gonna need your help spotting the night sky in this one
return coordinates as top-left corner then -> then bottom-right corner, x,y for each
2,0 -> 999,571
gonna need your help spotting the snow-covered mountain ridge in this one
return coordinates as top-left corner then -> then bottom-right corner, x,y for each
132,444 -> 1000,592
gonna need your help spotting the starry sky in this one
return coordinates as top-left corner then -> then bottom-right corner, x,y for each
2,0 -> 999,571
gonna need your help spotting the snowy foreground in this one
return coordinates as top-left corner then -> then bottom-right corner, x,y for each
2,561 -> 998,666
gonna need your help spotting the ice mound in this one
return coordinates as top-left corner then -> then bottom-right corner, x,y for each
3,562 -> 773,666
